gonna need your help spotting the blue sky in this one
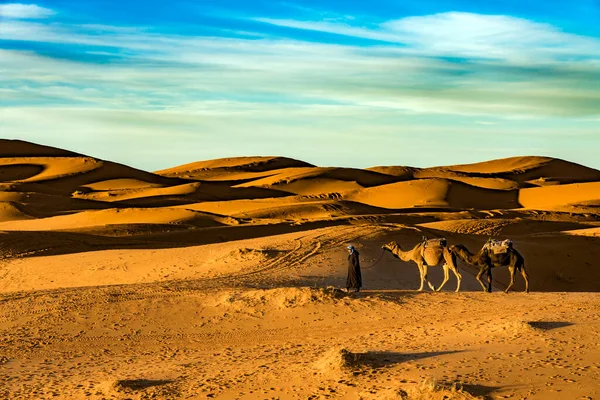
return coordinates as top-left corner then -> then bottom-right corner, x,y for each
1,1 -> 599,171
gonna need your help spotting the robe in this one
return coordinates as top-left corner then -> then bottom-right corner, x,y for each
346,250 -> 362,290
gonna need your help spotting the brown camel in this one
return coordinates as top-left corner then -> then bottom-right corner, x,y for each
449,243 -> 529,293
382,239 -> 462,292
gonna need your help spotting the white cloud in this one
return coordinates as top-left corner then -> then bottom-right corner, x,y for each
257,12 -> 600,62
0,3 -> 55,19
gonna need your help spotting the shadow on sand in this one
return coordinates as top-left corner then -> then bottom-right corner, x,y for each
114,379 -> 174,390
527,321 -> 574,331
347,350 -> 463,369
458,383 -> 503,400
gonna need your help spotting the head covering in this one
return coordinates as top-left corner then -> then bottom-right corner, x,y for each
347,245 -> 355,252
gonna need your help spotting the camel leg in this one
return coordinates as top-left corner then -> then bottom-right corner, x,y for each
486,268 -> 493,293
416,262 -> 425,291
520,266 -> 530,293
505,265 -> 516,293
476,268 -> 488,292
448,263 -> 462,292
422,264 -> 436,291
436,264 -> 450,292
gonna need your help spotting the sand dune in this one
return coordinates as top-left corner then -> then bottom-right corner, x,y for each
1,142 -> 600,399
347,178 -> 519,209
0,139 -> 82,158
518,181 -> 600,211
0,207 -> 235,231
439,156 -> 600,185
0,201 -> 33,222
156,156 -> 314,180
418,218 -> 596,237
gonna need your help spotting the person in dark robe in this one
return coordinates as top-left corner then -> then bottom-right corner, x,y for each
346,245 -> 362,292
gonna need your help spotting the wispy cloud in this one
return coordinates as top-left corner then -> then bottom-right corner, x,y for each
256,12 -> 600,62
0,3 -> 55,19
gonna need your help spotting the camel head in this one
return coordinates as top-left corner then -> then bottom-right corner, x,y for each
448,244 -> 467,254
382,241 -> 399,252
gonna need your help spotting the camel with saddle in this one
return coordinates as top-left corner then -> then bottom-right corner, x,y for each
449,238 -> 529,293
382,237 -> 462,292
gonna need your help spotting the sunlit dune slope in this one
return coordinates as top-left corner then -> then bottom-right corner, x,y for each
346,178 -> 519,209
0,207 -> 237,231
519,181 -> 600,211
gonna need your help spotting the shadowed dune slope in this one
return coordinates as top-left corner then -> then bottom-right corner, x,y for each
0,139 -> 82,158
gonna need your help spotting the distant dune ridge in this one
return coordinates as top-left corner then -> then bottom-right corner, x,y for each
0,138 -> 600,293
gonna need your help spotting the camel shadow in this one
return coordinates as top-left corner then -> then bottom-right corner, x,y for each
347,350 -> 462,369
527,321 -> 573,331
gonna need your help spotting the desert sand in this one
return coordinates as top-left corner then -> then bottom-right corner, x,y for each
1,139 -> 599,399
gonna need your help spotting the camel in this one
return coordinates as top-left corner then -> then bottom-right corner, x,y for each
382,239 -> 462,292
449,242 -> 529,293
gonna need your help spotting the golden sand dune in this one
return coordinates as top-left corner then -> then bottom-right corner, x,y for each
186,197 -> 391,220
1,143 -> 600,399
0,207 -> 234,231
419,218 -> 596,237
443,156 -> 556,174
0,157 -> 102,182
83,178 -> 166,191
519,181 -> 600,211
232,166 -> 401,194
0,140 -> 184,197
560,226 -> 600,237
346,178 -> 519,209
0,201 -> 33,222
156,156 -> 314,179
414,170 -> 520,190
442,156 -> 600,184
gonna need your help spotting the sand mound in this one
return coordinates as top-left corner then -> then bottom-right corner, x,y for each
399,377 -> 483,400
214,287 -> 345,310
102,378 -> 179,398
347,179 -> 518,210
314,347 -> 361,375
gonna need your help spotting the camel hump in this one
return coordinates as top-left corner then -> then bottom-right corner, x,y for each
485,238 -> 513,254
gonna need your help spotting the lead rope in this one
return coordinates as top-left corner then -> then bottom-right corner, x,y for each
361,248 -> 386,270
